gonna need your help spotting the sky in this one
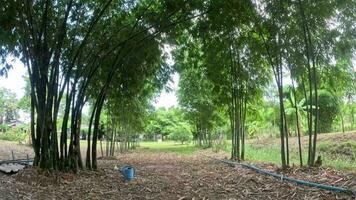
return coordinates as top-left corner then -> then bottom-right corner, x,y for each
0,58 -> 26,99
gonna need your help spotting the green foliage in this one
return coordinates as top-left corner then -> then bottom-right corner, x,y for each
225,137 -> 356,171
169,122 -> 192,144
176,53 -> 220,143
0,1 -> 18,76
0,0 -> 355,170
0,124 -> 9,132
246,100 -> 280,138
0,126 -> 28,142
212,133 -> 228,153
316,90 -> 340,133
17,75 -> 31,113
145,108 -> 186,138
0,87 -> 19,124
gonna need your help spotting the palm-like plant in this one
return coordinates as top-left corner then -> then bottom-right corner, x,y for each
285,86 -> 311,166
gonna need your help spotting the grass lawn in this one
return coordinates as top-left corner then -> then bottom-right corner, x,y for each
139,141 -> 200,155
223,132 -> 356,172
224,142 -> 356,171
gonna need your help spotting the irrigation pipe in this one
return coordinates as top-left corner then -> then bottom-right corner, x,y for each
205,155 -> 356,195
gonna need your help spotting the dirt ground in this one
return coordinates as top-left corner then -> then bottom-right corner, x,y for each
0,149 -> 355,200
0,141 -> 34,160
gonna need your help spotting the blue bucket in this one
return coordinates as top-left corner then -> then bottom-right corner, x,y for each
121,165 -> 135,181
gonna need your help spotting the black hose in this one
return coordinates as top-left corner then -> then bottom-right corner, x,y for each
206,156 -> 356,195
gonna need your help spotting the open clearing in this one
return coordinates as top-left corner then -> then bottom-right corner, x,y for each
0,148 -> 355,199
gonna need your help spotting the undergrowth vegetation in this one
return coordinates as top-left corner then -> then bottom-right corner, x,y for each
0,126 -> 28,142
318,141 -> 356,160
224,139 -> 356,171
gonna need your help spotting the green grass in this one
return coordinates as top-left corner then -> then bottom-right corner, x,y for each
224,142 -> 356,171
0,131 -> 28,142
317,141 -> 356,170
225,144 -> 292,164
140,141 -> 199,155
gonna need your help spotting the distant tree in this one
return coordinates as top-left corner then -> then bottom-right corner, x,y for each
176,51 -> 217,147
17,75 -> 31,113
0,88 -> 19,124
145,108 -> 186,139
170,122 -> 192,144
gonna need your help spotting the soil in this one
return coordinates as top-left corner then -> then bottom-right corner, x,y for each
0,141 -> 34,160
0,149 -> 355,200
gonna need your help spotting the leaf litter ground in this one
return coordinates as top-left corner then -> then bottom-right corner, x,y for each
0,149 -> 355,200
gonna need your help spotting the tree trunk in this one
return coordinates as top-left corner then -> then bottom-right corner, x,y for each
241,99 -> 247,160
296,110 -> 303,166
92,97 -> 105,170
341,114 -> 345,133
277,83 -> 287,168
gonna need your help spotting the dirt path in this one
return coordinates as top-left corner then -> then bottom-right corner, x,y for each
0,149 -> 355,200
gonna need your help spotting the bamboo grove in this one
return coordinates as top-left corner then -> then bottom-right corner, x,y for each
1,0 -> 204,171
172,0 -> 355,168
1,0 -> 355,171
